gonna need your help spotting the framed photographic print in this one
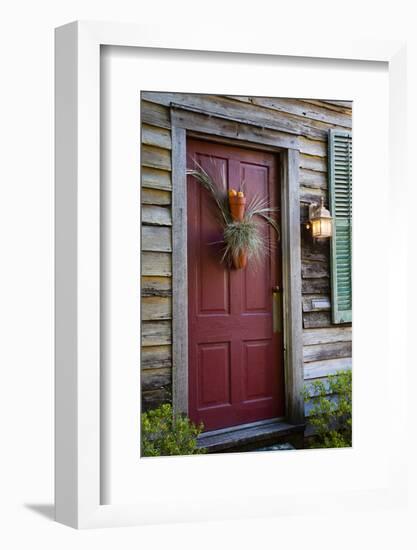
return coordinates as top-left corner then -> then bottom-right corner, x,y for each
55,21 -> 408,528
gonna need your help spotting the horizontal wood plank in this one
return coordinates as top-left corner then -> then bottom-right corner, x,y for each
299,137 -> 327,157
303,340 -> 352,363
302,261 -> 329,279
302,294 -> 331,312
299,168 -> 327,189
142,166 -> 172,191
303,310 -> 332,328
141,321 -> 172,346
142,276 -> 172,297
303,326 -> 352,346
304,357 -> 352,380
142,123 -> 172,150
173,108 -> 298,150
142,205 -> 172,226
228,96 -> 352,129
141,100 -> 171,129
141,367 -> 172,391
142,188 -> 171,206
142,252 -> 172,276
299,154 -> 327,173
142,387 -> 172,410
302,277 -> 330,294
141,344 -> 172,370
300,186 -> 326,205
303,99 -> 352,115
144,92 -> 347,140
142,144 -> 171,171
142,296 -> 172,321
142,226 -> 172,252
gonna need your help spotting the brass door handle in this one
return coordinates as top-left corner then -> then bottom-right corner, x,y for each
272,287 -> 282,333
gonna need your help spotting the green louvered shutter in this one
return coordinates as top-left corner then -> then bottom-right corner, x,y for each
328,130 -> 352,324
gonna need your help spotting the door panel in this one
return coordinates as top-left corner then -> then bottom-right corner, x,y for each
187,139 -> 284,431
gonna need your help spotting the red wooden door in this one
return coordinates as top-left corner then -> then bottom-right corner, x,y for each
187,139 -> 285,432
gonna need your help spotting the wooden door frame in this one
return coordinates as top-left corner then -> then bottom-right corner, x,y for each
171,105 -> 304,425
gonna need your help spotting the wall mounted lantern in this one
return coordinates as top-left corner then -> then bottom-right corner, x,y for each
306,197 -> 333,238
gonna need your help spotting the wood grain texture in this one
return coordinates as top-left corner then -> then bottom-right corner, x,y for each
171,107 -> 298,150
142,123 -> 172,150
171,126 -> 188,415
142,205 -> 172,226
303,340 -> 352,363
304,357 -> 352,380
281,148 -> 305,424
142,388 -> 172,411
144,92 -> 347,140
141,321 -> 172,346
303,310 -> 332,328
141,99 -> 171,129
142,188 -> 171,206
299,168 -> 327,189
142,226 -> 172,252
141,276 -> 172,297
227,96 -> 352,128
141,345 -> 172,370
142,252 -> 172,276
302,277 -> 330,294
142,166 -> 172,191
142,144 -> 172,171
142,296 -> 172,321
141,367 -> 172,391
299,154 -> 327,172
303,326 -> 352,346
302,261 -> 329,279
302,294 -> 331,312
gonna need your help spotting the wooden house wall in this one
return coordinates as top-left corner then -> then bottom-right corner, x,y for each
140,93 -> 352,413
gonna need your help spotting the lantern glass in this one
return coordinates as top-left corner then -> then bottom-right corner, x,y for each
311,217 -> 332,238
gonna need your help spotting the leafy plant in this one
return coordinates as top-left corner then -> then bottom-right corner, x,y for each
187,161 -> 279,267
303,370 -> 352,449
141,404 -> 206,457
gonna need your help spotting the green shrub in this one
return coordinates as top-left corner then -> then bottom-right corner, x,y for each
141,404 -> 206,457
303,370 -> 352,449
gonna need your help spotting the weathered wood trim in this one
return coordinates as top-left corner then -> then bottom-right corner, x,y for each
281,148 -> 305,424
171,105 -> 298,150
171,126 -> 188,415
304,356 -> 352,380
171,106 -> 304,425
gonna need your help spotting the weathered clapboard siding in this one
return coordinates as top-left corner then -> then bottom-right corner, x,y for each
141,367 -> 172,391
303,340 -> 351,363
142,167 -> 172,191
142,226 -> 172,252
142,252 -> 172,276
141,321 -> 171,347
304,357 -> 352,380
142,296 -> 172,321
140,92 -> 352,412
143,92 -> 349,140
142,124 -> 172,150
141,276 -> 172,297
142,188 -> 171,206
227,96 -> 353,129
142,145 -> 172,171
142,345 -> 172,370
142,205 -> 172,226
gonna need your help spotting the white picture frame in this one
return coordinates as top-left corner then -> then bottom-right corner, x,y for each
55,21 -> 408,529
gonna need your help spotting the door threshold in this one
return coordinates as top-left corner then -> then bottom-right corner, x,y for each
197,418 -> 305,453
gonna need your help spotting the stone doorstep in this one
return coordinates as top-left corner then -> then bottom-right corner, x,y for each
197,419 -> 305,453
